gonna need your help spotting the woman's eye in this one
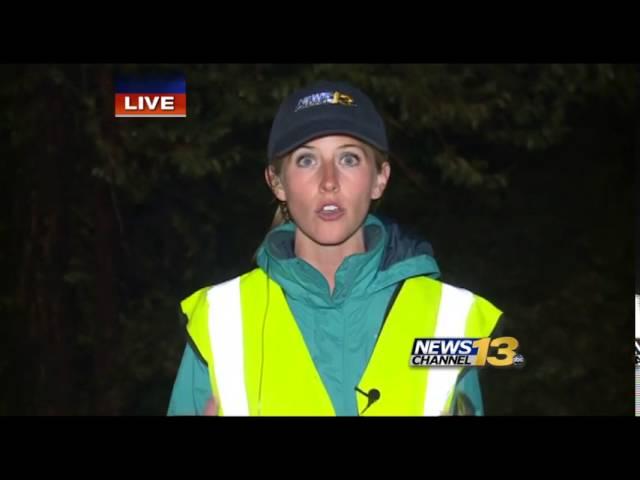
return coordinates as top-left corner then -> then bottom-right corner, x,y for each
340,153 -> 360,166
296,155 -> 315,167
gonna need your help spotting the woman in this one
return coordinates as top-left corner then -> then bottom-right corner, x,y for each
167,80 -> 503,416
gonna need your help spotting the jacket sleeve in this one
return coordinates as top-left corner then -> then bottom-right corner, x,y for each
451,314 -> 511,415
452,368 -> 484,415
167,342 -> 213,416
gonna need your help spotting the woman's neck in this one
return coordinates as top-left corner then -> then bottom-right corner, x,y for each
294,228 -> 366,294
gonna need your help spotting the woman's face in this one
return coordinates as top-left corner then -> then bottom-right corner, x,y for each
266,135 -> 390,247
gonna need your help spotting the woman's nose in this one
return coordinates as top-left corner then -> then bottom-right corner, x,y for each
320,162 -> 339,193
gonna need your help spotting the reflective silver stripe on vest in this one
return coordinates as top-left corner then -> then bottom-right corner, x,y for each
207,277 -> 249,416
423,284 -> 475,416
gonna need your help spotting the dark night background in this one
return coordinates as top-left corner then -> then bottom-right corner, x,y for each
0,64 -> 636,416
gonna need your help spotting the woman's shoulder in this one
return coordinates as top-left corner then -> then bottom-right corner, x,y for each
183,268 -> 264,297
180,267 -> 266,312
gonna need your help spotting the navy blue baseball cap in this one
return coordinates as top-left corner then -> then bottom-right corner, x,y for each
267,80 -> 389,162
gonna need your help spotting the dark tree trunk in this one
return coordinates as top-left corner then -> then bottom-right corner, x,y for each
16,66 -> 74,415
92,66 -> 123,415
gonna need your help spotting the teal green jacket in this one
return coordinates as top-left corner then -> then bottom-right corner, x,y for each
168,214 -> 485,416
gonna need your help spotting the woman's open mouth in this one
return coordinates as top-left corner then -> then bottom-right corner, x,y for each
316,203 -> 345,221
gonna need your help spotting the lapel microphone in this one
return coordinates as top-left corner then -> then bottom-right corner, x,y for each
355,386 -> 381,414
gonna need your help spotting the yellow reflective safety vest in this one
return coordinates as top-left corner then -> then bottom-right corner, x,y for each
181,267 -> 502,416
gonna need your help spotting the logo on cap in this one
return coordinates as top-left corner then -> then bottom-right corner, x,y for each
294,91 -> 356,112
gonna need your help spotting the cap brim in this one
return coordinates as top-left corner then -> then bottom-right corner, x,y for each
270,117 -> 388,160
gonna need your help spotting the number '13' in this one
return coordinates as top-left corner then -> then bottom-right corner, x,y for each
472,337 -> 519,366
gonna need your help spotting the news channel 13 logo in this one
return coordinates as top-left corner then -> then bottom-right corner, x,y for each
410,337 -> 525,368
